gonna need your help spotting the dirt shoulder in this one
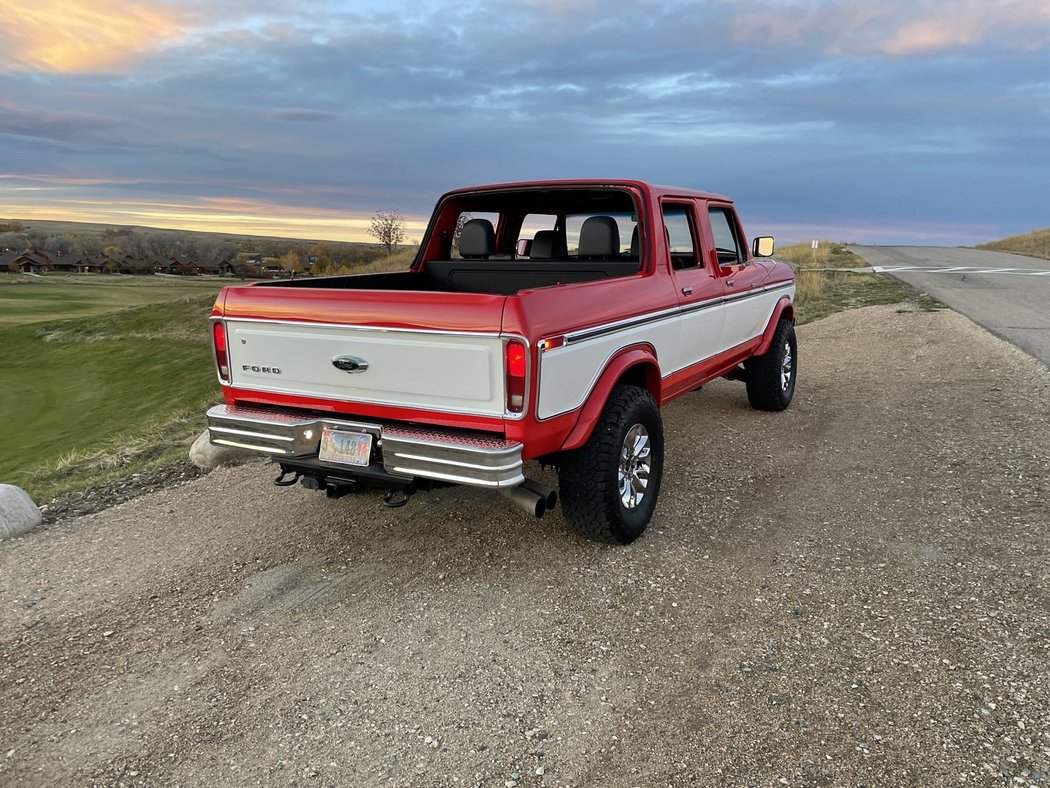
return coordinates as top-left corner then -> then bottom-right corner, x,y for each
2,305 -> 1048,787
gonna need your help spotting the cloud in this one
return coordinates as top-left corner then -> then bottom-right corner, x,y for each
732,0 -> 1050,56
0,100 -> 115,143
1,0 -> 182,73
268,108 -> 340,122
0,0 -> 1048,245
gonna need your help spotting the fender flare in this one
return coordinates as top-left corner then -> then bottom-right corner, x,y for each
559,345 -> 660,452
754,297 -> 795,356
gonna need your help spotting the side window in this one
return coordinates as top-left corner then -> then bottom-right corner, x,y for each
662,203 -> 700,270
708,207 -> 744,265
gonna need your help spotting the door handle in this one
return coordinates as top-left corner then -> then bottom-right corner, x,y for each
681,286 -> 693,295
726,279 -> 735,287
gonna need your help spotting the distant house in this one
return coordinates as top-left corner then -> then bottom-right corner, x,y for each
50,256 -> 80,273
156,256 -> 195,275
77,254 -> 107,274
13,250 -> 51,273
118,255 -> 153,275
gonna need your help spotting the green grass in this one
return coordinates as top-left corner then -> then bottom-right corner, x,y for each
0,277 -> 226,501
0,273 -> 224,326
976,226 -> 1050,261
774,241 -> 941,325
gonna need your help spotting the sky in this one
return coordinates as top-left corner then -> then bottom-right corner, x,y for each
1,0 -> 1048,246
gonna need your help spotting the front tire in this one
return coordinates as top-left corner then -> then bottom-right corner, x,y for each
745,318 -> 797,411
559,385 -> 664,544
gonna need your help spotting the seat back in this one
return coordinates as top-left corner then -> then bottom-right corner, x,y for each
459,218 -> 496,259
578,216 -> 620,259
531,229 -> 567,260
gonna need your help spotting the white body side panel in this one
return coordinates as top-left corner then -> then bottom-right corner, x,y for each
537,314 -> 681,420
722,285 -> 794,350
537,284 -> 792,420
668,305 -> 725,374
226,320 -> 506,417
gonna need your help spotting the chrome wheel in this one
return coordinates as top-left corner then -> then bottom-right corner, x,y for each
780,341 -> 794,392
618,424 -> 651,510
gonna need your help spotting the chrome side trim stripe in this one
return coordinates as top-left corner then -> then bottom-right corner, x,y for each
561,280 -> 793,347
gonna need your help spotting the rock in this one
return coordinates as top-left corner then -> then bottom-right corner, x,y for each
0,484 -> 42,539
188,430 -> 257,471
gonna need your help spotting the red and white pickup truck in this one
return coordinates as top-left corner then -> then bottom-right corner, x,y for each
206,180 -> 795,543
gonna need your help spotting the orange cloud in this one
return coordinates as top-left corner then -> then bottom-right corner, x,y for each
733,0 -> 1050,56
2,0 -> 182,73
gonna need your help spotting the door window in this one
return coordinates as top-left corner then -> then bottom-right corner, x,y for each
661,203 -> 700,270
708,207 -> 744,265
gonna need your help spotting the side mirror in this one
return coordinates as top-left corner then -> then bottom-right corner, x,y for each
752,236 -> 775,257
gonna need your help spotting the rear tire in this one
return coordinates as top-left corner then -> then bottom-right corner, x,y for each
745,319 -> 797,411
559,385 -> 664,544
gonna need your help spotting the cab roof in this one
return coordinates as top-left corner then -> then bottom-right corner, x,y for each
441,179 -> 732,204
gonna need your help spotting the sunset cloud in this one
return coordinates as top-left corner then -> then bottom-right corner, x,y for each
2,0 -> 182,73
0,0 -> 1047,245
732,0 -> 1050,56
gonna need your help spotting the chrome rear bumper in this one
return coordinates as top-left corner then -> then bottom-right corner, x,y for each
206,404 -> 524,488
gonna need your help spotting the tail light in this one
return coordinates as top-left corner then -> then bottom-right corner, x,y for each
212,320 -> 231,383
505,339 -> 527,414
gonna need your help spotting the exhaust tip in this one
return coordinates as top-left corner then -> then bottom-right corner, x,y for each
499,485 -> 547,518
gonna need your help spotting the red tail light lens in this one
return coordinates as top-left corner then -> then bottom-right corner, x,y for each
212,321 -> 230,383
505,339 -> 527,414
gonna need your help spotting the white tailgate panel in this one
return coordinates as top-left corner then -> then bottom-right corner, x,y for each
228,322 -> 505,416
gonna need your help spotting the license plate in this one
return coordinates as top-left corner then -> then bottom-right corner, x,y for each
318,428 -> 373,467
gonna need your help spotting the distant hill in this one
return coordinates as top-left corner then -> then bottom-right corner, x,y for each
0,217 -> 377,251
0,217 -> 387,270
977,226 -> 1050,261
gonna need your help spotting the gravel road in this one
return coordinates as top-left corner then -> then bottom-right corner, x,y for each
2,305 -> 1049,787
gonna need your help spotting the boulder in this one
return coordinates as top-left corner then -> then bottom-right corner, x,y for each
0,484 -> 42,539
189,430 -> 258,471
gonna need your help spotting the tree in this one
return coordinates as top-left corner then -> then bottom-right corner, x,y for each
278,249 -> 304,274
452,212 -> 472,255
369,210 -> 406,255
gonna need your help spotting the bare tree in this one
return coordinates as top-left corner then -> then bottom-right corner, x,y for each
369,210 -> 406,255
452,212 -> 472,255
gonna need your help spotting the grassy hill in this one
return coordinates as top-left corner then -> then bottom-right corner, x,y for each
977,226 -> 1050,260
0,276 -> 226,501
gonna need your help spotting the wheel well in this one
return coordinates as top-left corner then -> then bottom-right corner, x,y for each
781,303 -> 795,323
616,363 -> 660,400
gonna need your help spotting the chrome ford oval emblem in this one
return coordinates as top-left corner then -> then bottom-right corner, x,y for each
332,354 -> 369,373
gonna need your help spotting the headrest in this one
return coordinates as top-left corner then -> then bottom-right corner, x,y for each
459,218 -> 496,259
578,216 -> 620,259
629,226 -> 639,258
531,230 -> 566,260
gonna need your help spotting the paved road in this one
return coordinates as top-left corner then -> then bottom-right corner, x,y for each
849,245 -> 1050,367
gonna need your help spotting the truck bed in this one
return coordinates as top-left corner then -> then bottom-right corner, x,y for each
258,260 -> 642,296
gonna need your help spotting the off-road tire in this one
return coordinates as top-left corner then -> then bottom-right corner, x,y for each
559,385 -> 664,544
745,319 -> 797,411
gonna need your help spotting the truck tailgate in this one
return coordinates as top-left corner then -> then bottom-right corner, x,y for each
220,287 -> 509,418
